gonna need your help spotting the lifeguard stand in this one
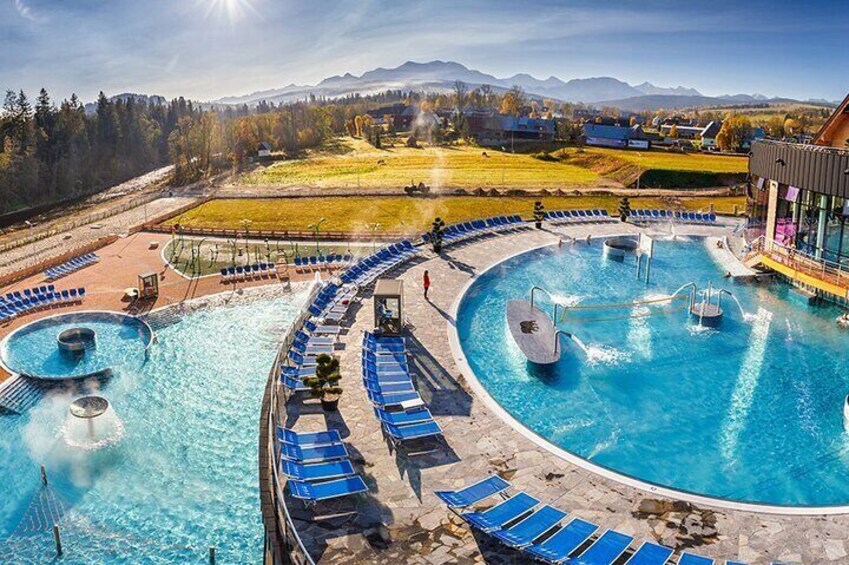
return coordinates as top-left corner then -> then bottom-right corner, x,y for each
138,272 -> 159,299
373,279 -> 404,336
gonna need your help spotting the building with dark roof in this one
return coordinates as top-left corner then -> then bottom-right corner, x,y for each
470,115 -> 555,146
747,92 -> 849,299
582,124 -> 650,149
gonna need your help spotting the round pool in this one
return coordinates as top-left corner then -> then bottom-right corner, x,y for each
0,312 -> 153,380
0,291 -> 308,563
456,237 -> 849,508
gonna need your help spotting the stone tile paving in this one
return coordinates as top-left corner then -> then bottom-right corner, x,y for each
282,220 -> 846,565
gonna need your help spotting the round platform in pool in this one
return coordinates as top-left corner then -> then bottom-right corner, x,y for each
0,311 -> 153,380
456,237 -> 849,508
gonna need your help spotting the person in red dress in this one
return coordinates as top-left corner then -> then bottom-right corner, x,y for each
423,270 -> 431,300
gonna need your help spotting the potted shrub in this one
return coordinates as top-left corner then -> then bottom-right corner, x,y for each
430,217 -> 445,253
618,197 -> 631,222
304,354 -> 342,411
533,201 -> 545,229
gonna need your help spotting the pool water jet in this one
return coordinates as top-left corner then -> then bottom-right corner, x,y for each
63,395 -> 124,450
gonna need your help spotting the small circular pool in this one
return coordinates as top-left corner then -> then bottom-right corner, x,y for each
0,312 -> 153,380
456,238 -> 849,508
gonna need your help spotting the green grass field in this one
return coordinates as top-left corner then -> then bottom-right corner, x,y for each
243,138 -> 747,190
579,147 -> 747,173
169,195 -> 746,235
245,139 -> 604,189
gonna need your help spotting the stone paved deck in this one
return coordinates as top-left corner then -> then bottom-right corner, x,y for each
282,220 -> 847,565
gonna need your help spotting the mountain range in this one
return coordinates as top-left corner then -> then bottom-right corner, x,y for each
211,60 -> 833,111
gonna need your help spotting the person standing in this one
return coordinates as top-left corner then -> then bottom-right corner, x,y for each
423,270 -> 431,300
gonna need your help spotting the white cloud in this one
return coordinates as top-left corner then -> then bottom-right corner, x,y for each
14,0 -> 39,21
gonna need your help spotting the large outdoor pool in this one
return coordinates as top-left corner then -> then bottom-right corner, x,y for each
0,290 -> 307,562
456,237 -> 849,507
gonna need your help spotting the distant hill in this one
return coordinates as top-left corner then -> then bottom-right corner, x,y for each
210,60 -> 831,111
83,93 -> 166,114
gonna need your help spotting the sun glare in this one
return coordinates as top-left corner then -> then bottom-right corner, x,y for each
200,0 -> 257,23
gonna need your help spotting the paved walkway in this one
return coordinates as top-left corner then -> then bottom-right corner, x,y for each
282,221 -> 845,565
0,231 -> 322,383
0,197 -> 198,277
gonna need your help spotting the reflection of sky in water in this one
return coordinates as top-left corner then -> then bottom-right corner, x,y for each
458,239 -> 849,506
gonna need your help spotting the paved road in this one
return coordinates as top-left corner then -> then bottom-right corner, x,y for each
0,196 -> 197,278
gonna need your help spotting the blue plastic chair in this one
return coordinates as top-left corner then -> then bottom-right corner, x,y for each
383,421 -> 442,444
279,442 -> 348,463
490,504 -> 567,549
461,492 -> 539,533
679,554 -> 715,565
565,529 -> 633,565
287,476 -> 368,504
280,459 -> 355,482
374,407 -> 435,429
624,541 -> 674,565
278,428 -> 342,447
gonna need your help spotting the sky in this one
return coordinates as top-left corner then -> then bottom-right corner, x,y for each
2,0 -> 848,104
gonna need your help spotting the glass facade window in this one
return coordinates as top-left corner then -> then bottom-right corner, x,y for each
765,184 -> 849,266
745,177 -> 769,241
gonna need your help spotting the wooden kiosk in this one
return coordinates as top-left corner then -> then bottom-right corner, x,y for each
373,279 -> 404,336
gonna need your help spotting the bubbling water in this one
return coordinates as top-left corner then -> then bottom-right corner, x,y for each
62,396 -> 125,450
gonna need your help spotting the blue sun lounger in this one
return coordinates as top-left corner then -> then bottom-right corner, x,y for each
678,554 -> 715,565
434,475 -> 511,509
525,517 -> 599,563
364,380 -> 416,395
279,442 -> 348,463
278,428 -> 342,447
624,541 -> 674,565
280,459 -> 355,481
374,407 -> 434,427
490,504 -> 567,549
287,475 -> 368,504
383,420 -> 442,444
462,492 -> 539,532
566,530 -> 633,565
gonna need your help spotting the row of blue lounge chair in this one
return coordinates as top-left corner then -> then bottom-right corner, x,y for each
292,253 -> 353,271
220,262 -> 276,282
436,476 -> 757,565
339,241 -> 418,287
277,428 -> 369,505
361,331 -> 442,446
630,209 -> 718,224
0,286 -> 85,322
421,215 -> 528,248
543,209 -> 617,224
281,283 -> 354,390
44,253 -> 99,281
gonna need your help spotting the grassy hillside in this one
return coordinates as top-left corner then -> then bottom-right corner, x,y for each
170,195 -> 746,235
242,138 -> 748,191
245,139 -> 605,190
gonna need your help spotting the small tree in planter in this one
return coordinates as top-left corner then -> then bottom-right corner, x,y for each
304,354 -> 342,411
533,201 -> 545,229
431,217 -> 445,253
618,197 -> 631,222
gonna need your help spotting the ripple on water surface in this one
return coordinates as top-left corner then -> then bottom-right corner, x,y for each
457,240 -> 849,506
0,290 -> 307,563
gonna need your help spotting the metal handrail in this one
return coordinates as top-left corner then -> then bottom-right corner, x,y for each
748,235 -> 849,289
263,282 -> 322,565
529,285 -> 561,321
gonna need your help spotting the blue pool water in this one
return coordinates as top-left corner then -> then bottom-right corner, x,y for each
0,291 -> 306,562
457,238 -> 849,507
1,313 -> 152,380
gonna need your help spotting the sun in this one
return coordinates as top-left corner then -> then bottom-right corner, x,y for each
199,0 -> 257,23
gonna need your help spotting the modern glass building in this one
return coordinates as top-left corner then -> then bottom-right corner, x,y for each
748,93 -> 849,266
